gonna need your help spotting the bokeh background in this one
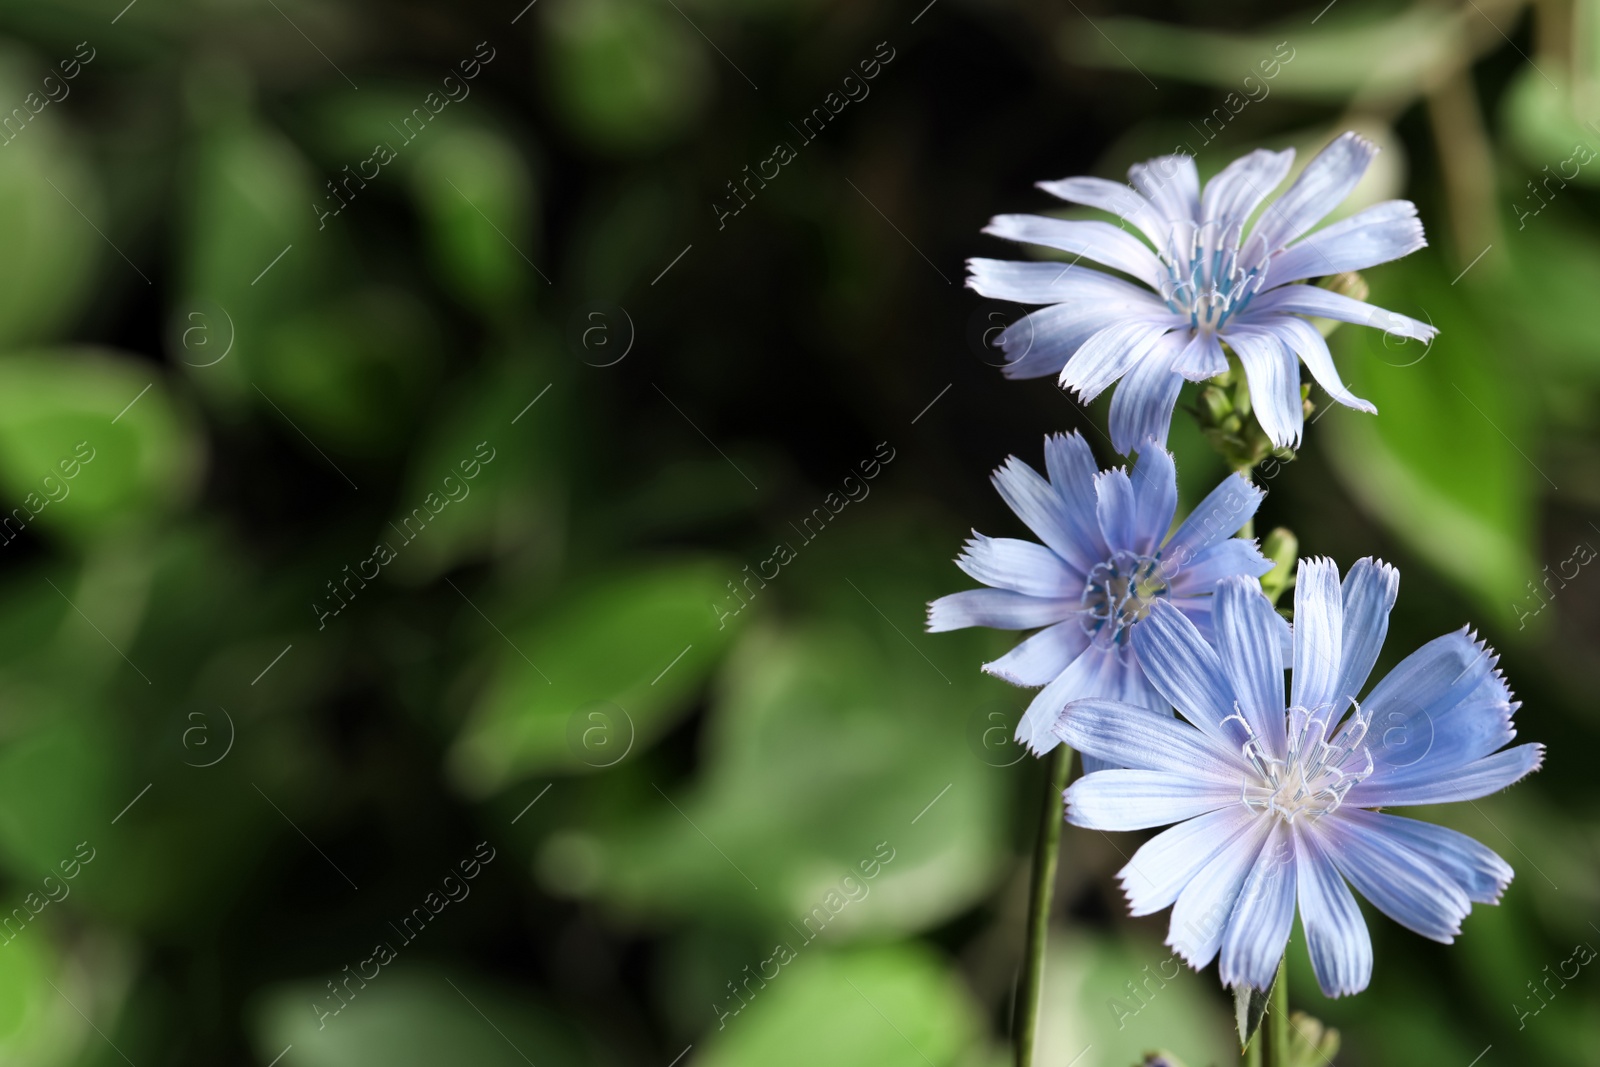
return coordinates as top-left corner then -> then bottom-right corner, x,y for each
0,0 -> 1591,1064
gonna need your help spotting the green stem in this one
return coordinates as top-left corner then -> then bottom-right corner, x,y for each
1268,956 -> 1290,1067
1244,1034 -> 1262,1067
1014,743 -> 1074,1067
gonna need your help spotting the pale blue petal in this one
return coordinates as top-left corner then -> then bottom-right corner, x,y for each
1291,557 -> 1344,717
927,589 -> 1077,632
1133,599 -> 1240,743
1175,329 -> 1227,380
1293,823 -> 1373,997
1200,148 -> 1295,234
1246,132 -> 1378,255
1219,821 -> 1298,990
1013,643 -> 1126,754
983,215 -> 1165,290
1167,816 -> 1273,969
994,302 -> 1133,380
1263,313 -> 1375,414
1129,444 -> 1178,556
967,258 -> 1164,306
1348,744 -> 1543,807
990,453 -> 1102,572
1064,769 -> 1238,831
983,619 -> 1090,687
1043,432 -> 1112,571
1129,154 -> 1200,226
1240,284 -> 1436,342
1035,176 -> 1168,247
1214,576 -> 1288,756
1109,331 -> 1190,454
1221,325 -> 1304,449
1119,805 -> 1259,917
1335,557 -> 1399,709
1167,539 -> 1272,597
1059,319 -> 1183,402
1053,698 -> 1242,779
1268,199 -> 1426,285
1164,473 -> 1264,564
956,533 -> 1083,599
1320,810 -> 1471,942
1335,809 -> 1512,905
1095,468 -> 1137,554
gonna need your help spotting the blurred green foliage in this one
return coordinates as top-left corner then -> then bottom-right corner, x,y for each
0,1 -> 1588,1066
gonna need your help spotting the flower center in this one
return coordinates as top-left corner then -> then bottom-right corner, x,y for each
1156,221 -> 1270,333
1227,705 -> 1375,822
1080,550 -> 1169,653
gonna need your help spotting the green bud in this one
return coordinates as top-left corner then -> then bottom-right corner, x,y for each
1285,1010 -> 1341,1067
1259,527 -> 1297,606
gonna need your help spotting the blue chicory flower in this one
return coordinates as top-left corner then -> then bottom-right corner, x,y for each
927,432 -> 1271,755
1054,558 -> 1542,996
969,132 -> 1436,453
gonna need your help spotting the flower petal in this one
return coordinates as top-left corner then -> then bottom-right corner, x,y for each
1129,154 -> 1200,226
1293,823 -> 1373,997
990,452 -> 1102,573
1219,821 -> 1298,990
1013,643 -> 1128,754
1267,199 -> 1427,285
1164,474 -> 1265,563
1043,432 -> 1113,571
1094,468 -> 1137,555
1129,443 -> 1178,556
1214,576 -> 1288,757
1320,809 -> 1471,942
1109,331 -> 1190,455
927,589 -> 1077,632
1167,539 -> 1272,597
1054,698 -> 1241,779
1133,599 -> 1239,743
1222,325 -> 1304,449
983,619 -> 1090,687
993,302 -> 1135,380
1241,284 -> 1436,342
956,533 -> 1083,599
1348,744 -> 1543,807
1167,815 -> 1273,969
1059,319 -> 1182,402
1335,557 -> 1399,710
1175,329 -> 1227,380
1291,557 -> 1345,717
1246,133 -> 1379,261
1335,809 -> 1512,905
967,258 -> 1164,306
1035,176 -> 1168,247
1264,313 -> 1376,415
1064,769 -> 1239,831
1119,805 -> 1260,917
983,215 -> 1165,290
1201,148 -> 1295,236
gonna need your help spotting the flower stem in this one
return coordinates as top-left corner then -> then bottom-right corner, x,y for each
1268,955 -> 1290,1066
1014,743 -> 1074,1067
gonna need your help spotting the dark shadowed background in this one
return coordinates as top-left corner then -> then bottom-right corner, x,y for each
0,0 -> 1590,1064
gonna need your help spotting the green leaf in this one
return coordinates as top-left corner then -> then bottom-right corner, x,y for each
1234,980 -> 1271,1050
541,0 -> 713,153
251,970 -> 590,1067
448,557 -> 740,790
0,47 -> 101,348
0,350 -> 202,540
695,944 -> 984,1067
411,126 -> 541,312
1325,251 -> 1539,627
176,105 -> 326,406
1061,8 -> 1458,106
